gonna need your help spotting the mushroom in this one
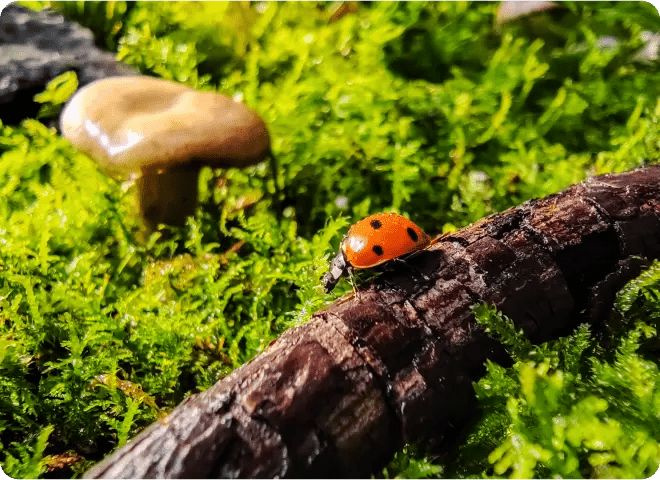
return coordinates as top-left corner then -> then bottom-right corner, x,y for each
495,1 -> 559,26
60,75 -> 271,229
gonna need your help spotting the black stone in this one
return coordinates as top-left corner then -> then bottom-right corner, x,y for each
0,5 -> 135,124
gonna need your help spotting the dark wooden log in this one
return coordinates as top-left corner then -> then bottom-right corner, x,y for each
86,166 -> 660,479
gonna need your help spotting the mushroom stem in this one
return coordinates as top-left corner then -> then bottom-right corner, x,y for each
136,165 -> 200,230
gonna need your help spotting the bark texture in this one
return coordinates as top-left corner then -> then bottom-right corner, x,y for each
86,166 -> 660,479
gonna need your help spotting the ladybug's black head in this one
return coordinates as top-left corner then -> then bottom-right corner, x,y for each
322,250 -> 348,293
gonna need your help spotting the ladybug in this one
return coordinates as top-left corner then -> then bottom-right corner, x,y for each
322,212 -> 431,293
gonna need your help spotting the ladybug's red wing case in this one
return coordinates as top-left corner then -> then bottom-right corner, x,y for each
321,212 -> 430,293
341,213 -> 430,269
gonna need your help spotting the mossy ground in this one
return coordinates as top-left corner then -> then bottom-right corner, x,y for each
1,2 -> 658,478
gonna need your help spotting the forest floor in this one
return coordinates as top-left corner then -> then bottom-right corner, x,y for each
0,2 -> 658,478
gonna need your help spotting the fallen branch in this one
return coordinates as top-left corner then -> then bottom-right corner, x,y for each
86,166 -> 659,478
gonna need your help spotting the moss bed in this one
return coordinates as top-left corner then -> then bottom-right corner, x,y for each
1,2 -> 658,478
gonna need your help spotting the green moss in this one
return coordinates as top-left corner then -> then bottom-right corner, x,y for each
382,445 -> 443,479
403,262 -> 660,478
3,1 -> 660,477
32,71 -> 79,120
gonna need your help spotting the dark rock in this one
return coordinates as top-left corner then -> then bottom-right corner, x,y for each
0,4 -> 134,124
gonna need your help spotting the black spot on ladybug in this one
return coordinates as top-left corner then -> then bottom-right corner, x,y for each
370,219 -> 382,230
372,245 -> 384,256
406,227 -> 418,242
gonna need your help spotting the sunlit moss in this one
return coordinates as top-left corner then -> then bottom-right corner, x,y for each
442,263 -> 660,478
3,2 -> 659,478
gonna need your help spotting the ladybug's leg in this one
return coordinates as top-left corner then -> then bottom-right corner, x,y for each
347,266 -> 361,300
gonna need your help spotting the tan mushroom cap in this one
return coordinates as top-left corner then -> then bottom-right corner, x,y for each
496,1 -> 558,25
60,76 -> 270,177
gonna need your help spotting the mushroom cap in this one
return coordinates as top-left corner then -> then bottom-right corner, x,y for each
60,76 -> 270,176
495,1 -> 559,25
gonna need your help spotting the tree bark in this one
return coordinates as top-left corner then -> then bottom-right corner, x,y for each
85,166 -> 660,479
